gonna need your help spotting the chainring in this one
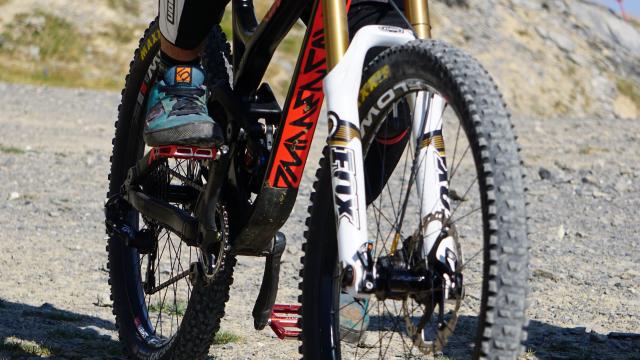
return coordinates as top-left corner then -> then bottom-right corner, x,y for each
196,203 -> 230,284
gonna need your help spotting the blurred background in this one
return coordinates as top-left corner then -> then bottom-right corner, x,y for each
0,0 -> 637,118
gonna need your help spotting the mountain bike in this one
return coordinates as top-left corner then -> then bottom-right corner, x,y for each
104,0 -> 529,359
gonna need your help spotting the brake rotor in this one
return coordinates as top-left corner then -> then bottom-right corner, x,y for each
403,211 -> 463,355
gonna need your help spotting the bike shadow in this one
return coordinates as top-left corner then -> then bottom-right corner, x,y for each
0,298 -> 122,359
367,314 -> 640,359
523,317 -> 640,360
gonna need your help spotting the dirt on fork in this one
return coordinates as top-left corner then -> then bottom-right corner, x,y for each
0,82 -> 638,359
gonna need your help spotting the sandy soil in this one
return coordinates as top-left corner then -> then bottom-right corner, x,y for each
0,82 -> 638,359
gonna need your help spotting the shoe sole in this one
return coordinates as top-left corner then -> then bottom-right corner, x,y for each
144,122 -> 224,148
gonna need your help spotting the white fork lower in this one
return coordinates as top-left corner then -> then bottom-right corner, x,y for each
411,92 -> 451,257
324,25 -> 453,297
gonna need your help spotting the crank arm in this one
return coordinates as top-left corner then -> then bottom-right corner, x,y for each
125,189 -> 199,246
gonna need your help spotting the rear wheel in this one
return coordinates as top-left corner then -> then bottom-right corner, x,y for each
106,21 -> 235,359
300,40 -> 528,359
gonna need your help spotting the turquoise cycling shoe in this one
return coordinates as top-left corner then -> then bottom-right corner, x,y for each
144,65 -> 223,147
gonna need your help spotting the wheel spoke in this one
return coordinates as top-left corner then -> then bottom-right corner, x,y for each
449,144 -> 470,183
451,173 -> 477,209
449,120 -> 462,186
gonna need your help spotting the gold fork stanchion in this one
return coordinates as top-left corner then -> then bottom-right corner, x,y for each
322,0 -> 350,70
405,0 -> 432,39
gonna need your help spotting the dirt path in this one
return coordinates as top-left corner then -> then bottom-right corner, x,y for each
0,82 -> 638,359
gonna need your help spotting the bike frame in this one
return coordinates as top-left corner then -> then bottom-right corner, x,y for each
223,0 -> 339,255
223,0 -> 431,255
115,0 -> 446,297
223,0 -> 447,296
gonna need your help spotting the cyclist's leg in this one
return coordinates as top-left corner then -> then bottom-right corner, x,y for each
159,0 -> 229,60
143,0 -> 230,147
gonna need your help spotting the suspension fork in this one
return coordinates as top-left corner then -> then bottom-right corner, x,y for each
323,0 -> 447,297
404,0 -> 432,40
322,0 -> 416,297
397,0 -> 453,262
323,0 -> 369,298
405,0 -> 454,262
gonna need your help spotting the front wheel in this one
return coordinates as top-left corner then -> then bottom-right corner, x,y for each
300,40 -> 529,359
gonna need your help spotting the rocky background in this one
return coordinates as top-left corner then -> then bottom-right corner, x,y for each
0,0 -> 638,359
0,0 -> 638,118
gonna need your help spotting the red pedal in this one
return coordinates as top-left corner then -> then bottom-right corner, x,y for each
148,145 -> 217,164
269,304 -> 301,340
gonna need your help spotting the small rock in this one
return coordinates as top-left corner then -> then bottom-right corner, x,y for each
554,160 -> 575,172
581,175 -> 598,185
533,268 -> 558,282
27,45 -> 40,60
547,31 -> 576,52
556,225 -> 566,240
569,272 -> 584,281
610,218 -> 624,227
590,332 -> 607,343
568,326 -> 588,335
535,26 -> 550,39
568,52 -> 586,65
592,190 -> 608,199
48,211 -> 60,217
25,15 -> 46,29
539,167 -> 553,180
93,295 -> 112,308
8,192 -> 20,201
578,324 -> 592,333
613,179 -> 631,193
40,302 -> 55,310
608,332 -> 640,340
619,270 -> 639,280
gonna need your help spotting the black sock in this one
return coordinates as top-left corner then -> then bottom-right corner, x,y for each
159,51 -> 201,75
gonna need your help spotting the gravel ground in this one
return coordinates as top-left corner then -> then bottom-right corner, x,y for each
0,82 -> 638,359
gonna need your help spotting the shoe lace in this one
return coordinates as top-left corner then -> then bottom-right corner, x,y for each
160,86 -> 206,116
